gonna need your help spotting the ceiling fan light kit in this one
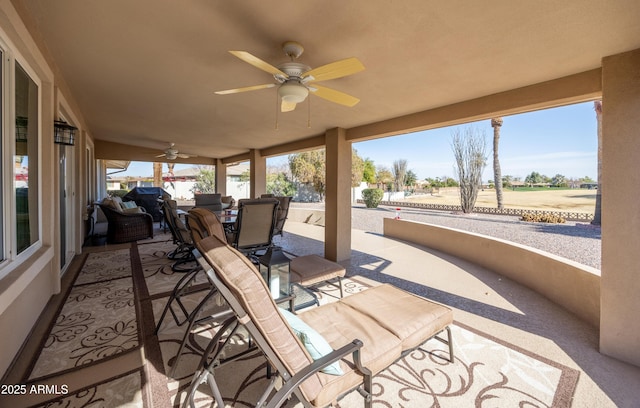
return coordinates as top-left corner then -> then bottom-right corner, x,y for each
278,81 -> 309,103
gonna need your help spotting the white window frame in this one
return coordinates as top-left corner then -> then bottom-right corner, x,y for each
0,34 -> 43,279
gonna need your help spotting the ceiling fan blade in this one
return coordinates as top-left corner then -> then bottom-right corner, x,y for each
229,51 -> 288,77
310,84 -> 360,107
281,100 -> 297,112
302,57 -> 365,82
215,83 -> 275,95
177,153 -> 197,158
155,154 -> 167,158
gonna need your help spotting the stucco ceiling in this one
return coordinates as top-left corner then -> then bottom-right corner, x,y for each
17,0 -> 640,161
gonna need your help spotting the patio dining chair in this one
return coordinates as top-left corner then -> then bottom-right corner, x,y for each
158,207 -> 235,374
162,199 -> 197,272
183,235 -> 454,408
227,198 -> 279,261
261,194 -> 292,237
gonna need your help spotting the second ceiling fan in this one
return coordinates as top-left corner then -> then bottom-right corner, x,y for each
215,41 -> 365,112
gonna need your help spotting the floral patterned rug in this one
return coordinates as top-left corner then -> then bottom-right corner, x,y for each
28,248 -> 140,380
10,238 -> 578,408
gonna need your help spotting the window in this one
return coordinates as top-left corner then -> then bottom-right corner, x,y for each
14,62 -> 39,254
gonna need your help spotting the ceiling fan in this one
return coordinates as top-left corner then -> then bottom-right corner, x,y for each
155,143 -> 195,160
215,41 -> 365,112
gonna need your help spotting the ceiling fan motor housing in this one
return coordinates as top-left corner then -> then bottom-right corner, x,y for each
165,146 -> 178,160
276,61 -> 311,103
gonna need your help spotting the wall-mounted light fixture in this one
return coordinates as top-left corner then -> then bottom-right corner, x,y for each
54,119 -> 77,146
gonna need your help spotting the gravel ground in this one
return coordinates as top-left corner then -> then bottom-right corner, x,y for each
292,202 -> 602,270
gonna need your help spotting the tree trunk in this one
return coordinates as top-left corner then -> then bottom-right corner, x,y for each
153,162 -> 163,187
491,118 -> 504,210
591,101 -> 602,225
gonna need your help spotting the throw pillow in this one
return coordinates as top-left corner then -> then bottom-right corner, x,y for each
101,197 -> 119,211
121,201 -> 137,209
279,309 -> 344,376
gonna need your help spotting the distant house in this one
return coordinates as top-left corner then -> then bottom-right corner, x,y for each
106,162 -> 252,200
162,163 -> 251,200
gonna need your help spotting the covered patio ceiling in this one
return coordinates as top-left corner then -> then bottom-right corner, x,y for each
16,0 -> 640,162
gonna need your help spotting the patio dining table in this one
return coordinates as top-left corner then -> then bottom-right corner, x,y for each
214,210 -> 237,234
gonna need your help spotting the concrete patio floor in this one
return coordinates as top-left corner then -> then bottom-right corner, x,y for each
274,221 -> 640,408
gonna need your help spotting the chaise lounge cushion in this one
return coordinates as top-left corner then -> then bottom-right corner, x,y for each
196,235 -> 453,408
300,301 -> 404,407
340,284 -> 453,351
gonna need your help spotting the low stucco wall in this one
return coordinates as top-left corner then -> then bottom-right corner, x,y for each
288,207 -> 326,226
384,218 -> 601,327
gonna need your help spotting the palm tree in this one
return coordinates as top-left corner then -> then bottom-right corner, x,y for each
491,117 -> 504,209
591,100 -> 602,225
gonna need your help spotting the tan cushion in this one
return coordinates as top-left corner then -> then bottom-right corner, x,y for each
188,208 -> 227,243
301,284 -> 452,406
111,196 -> 124,207
122,207 -> 143,214
101,197 -> 122,212
290,255 -> 346,286
341,284 -> 453,351
298,301 -> 401,407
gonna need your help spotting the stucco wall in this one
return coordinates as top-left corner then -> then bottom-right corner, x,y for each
383,218 -> 601,327
0,247 -> 55,376
0,2 -> 60,378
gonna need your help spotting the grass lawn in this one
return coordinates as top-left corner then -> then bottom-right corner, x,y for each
405,187 -> 597,213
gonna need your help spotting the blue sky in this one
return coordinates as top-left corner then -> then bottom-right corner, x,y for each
117,102 -> 598,181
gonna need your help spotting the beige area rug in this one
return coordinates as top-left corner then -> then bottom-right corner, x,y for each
137,239 -> 207,299
10,240 -> 579,408
27,248 -> 139,380
32,370 -> 145,408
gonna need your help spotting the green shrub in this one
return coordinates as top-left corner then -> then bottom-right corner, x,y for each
521,213 -> 566,223
107,189 -> 129,198
361,188 -> 384,208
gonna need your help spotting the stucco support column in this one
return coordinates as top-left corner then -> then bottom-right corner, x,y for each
215,159 -> 227,195
249,149 -> 266,198
600,48 -> 640,367
324,128 -> 351,262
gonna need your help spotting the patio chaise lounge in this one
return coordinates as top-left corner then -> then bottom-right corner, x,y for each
184,234 -> 454,408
